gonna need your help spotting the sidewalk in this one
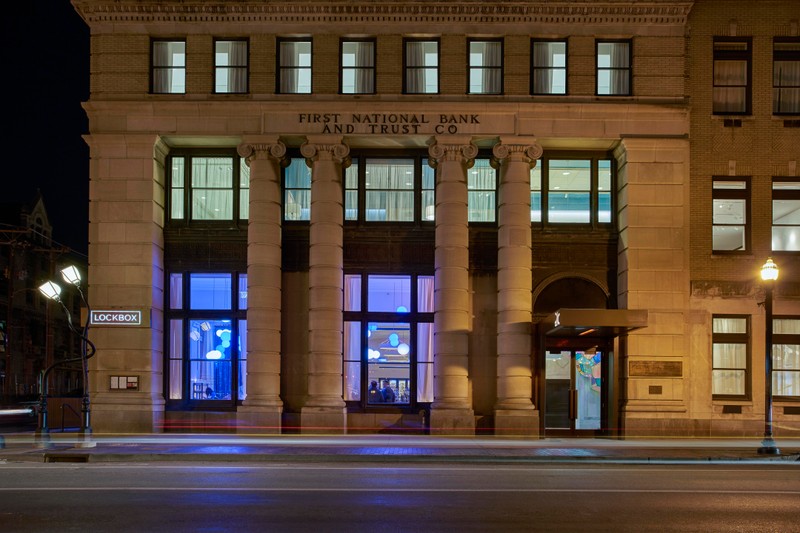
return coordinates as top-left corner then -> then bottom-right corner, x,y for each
2,432 -> 799,464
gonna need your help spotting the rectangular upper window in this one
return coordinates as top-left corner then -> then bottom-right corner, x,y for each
468,39 -> 503,94
278,39 -> 312,94
168,153 -> 248,222
284,158 -> 311,221
531,39 -> 567,95
773,38 -> 800,115
468,159 -> 496,222
151,40 -> 186,94
713,38 -> 751,115
712,315 -> 750,400
530,156 -> 613,226
341,40 -> 375,94
404,39 -> 439,94
712,178 -> 750,252
596,40 -> 631,96
772,178 -> 800,252
214,40 -> 248,94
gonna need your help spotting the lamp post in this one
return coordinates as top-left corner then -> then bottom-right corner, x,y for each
36,265 -> 95,448
758,258 -> 780,455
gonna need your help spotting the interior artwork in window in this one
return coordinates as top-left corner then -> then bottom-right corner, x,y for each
532,40 -> 566,95
712,179 -> 749,252
405,40 -> 438,94
773,39 -> 800,115
152,40 -> 185,94
341,40 -> 375,94
214,40 -> 248,94
468,40 -> 502,94
279,40 -> 312,94
772,180 -> 800,252
596,41 -> 630,96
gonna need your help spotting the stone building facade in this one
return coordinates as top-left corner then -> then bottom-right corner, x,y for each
71,0 -> 800,437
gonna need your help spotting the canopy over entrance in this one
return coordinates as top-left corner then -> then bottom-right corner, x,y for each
546,308 -> 648,338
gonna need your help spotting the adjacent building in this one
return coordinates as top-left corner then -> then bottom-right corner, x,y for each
71,0 -> 800,437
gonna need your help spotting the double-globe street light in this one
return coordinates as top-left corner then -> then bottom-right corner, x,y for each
758,258 -> 780,455
36,265 -> 95,448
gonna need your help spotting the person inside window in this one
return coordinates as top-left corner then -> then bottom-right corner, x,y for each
368,380 -> 383,403
381,380 -> 396,403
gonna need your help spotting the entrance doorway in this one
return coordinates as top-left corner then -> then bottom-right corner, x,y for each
544,348 -> 603,436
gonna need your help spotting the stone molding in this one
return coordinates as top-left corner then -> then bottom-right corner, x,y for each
300,141 -> 350,166
491,142 -> 544,168
73,1 -> 694,27
428,141 -> 479,166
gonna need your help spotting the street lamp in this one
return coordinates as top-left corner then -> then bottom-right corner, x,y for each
35,265 -> 95,448
758,258 -> 780,455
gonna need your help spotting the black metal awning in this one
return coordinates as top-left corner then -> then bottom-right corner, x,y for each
546,308 -> 648,338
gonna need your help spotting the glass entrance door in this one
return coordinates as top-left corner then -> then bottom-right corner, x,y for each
544,349 -> 603,434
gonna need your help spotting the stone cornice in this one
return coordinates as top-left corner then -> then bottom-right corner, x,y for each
72,1 -> 694,28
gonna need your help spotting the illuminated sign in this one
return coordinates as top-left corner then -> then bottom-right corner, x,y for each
90,310 -> 142,326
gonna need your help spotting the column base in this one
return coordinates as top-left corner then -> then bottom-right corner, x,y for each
300,406 -> 347,434
429,408 -> 475,435
493,409 -> 540,437
236,406 -> 283,434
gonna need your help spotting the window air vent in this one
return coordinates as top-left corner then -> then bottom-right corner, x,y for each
722,405 -> 742,414
723,118 -> 742,128
785,406 -> 800,415
783,119 -> 800,128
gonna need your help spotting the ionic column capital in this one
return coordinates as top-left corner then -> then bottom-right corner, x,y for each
491,141 -> 543,168
300,141 -> 351,167
237,141 -> 287,166
428,140 -> 479,167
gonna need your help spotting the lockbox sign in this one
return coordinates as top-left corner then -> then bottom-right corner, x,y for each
90,310 -> 143,326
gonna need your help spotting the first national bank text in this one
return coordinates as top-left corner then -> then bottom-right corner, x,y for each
298,113 -> 481,134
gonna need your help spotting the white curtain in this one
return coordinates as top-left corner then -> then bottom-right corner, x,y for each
228,41 -> 247,93
192,157 -> 233,220
468,159 -> 496,222
774,59 -> 800,113
406,42 -> 425,93
482,41 -> 502,94
365,160 -> 414,221
169,320 -> 183,400
417,323 -> 434,402
152,42 -> 171,93
355,42 -> 374,93
714,60 -> 747,113
533,42 -> 553,94
609,42 -> 630,95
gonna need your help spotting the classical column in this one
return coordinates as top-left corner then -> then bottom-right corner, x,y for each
492,138 -> 543,436
300,136 -> 350,434
427,137 -> 477,433
236,138 -> 286,434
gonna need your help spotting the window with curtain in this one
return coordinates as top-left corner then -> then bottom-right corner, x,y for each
345,159 -> 359,221
773,38 -> 800,115
468,158 -> 496,222
278,39 -> 312,94
151,40 -> 185,94
284,158 -> 312,221
365,158 -> 415,221
166,272 -> 248,405
773,318 -> 800,400
531,40 -> 567,95
468,39 -> 503,94
343,273 -> 434,407
341,40 -> 375,94
712,316 -> 750,399
530,155 -> 613,226
713,38 -> 751,115
168,153 -> 249,223
404,40 -> 439,94
596,40 -> 631,96
214,40 -> 248,94
772,179 -> 800,252
712,178 -> 750,252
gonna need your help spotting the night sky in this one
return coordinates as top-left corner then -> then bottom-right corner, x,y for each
3,2 -> 90,256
